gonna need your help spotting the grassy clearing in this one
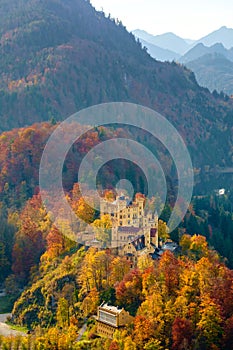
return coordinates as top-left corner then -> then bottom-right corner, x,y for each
5,322 -> 28,333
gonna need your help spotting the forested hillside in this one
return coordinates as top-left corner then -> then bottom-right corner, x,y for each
2,233 -> 233,349
0,0 -> 233,175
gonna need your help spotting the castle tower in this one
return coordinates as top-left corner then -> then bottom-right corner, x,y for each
134,196 -> 145,217
144,210 -> 159,248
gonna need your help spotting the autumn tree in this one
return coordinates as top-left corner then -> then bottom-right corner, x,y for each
195,257 -> 218,296
12,194 -> 51,283
116,269 -> 143,315
92,214 -> 112,247
124,336 -> 137,350
158,219 -> 169,243
180,234 -> 192,254
197,297 -> 223,348
109,340 -> 119,350
210,267 -> 233,319
178,259 -> 199,304
12,218 -> 44,283
104,190 -> 115,202
172,317 -> 193,350
137,255 -> 153,272
109,256 -> 130,286
158,250 -> 180,296
222,315 -> 233,350
189,234 -> 209,260
138,289 -> 164,339
81,288 -> 99,317
57,297 -> 70,328
75,197 -> 96,224
43,226 -> 66,260
133,315 -> 154,348
141,266 -> 157,297
78,248 -> 112,294
144,339 -> 163,350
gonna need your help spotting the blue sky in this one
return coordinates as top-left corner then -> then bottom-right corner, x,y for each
91,0 -> 233,39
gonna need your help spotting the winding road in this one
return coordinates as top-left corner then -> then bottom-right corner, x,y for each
0,314 -> 26,337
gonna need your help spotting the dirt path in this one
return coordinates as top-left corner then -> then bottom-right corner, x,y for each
76,323 -> 87,341
0,314 -> 26,337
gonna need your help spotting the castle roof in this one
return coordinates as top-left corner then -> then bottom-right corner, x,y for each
131,235 -> 146,251
118,226 -> 141,234
150,228 -> 157,237
162,241 -> 178,252
99,303 -> 123,314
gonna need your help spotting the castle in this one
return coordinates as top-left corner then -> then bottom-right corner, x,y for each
100,194 -> 159,261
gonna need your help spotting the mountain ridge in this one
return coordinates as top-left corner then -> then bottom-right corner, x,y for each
134,26 -> 233,55
133,29 -> 190,55
180,42 -> 233,64
196,26 -> 233,49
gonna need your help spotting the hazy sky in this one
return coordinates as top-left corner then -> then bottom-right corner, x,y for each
91,0 -> 233,39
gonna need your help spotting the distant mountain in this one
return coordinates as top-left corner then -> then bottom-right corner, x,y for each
186,53 -> 233,95
134,27 -> 233,61
181,43 -> 233,64
139,38 -> 180,62
134,27 -> 233,95
133,29 -> 190,55
185,38 -> 196,45
178,43 -> 233,94
180,43 -> 232,64
196,26 -> 233,49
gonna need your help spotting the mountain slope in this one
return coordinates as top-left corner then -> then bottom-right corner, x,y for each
0,0 -> 233,175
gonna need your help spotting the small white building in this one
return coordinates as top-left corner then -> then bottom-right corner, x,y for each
96,303 -> 134,338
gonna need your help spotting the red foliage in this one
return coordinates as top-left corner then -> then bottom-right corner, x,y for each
210,268 -> 233,319
158,250 -> 180,295
109,341 -> 119,350
116,269 -> 143,310
222,315 -> 233,349
172,317 -> 193,350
